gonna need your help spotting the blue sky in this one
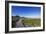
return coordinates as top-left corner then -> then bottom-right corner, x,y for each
12,6 -> 41,18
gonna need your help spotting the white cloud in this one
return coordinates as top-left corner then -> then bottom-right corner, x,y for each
21,16 -> 41,18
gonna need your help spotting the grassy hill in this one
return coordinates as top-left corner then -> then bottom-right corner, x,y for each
22,18 -> 41,27
12,16 -> 41,27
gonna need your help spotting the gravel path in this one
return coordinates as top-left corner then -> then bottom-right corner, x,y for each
15,19 -> 33,28
16,19 -> 24,27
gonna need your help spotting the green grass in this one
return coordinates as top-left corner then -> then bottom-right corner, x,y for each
22,19 -> 41,27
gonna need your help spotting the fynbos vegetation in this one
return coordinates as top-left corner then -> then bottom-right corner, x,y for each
12,15 -> 41,28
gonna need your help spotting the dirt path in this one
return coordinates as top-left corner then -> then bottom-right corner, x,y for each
15,19 -> 33,28
16,19 -> 24,27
